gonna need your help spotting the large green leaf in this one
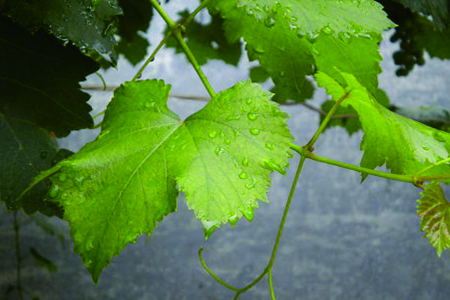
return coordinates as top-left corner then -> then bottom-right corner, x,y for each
47,80 -> 293,282
224,0 -> 394,35
0,0 -> 122,62
210,0 -> 394,103
316,70 -> 450,181
0,16 -> 98,137
417,183 -> 450,257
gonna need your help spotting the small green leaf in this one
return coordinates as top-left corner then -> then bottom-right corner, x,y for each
48,80 -> 293,281
417,183 -> 450,257
316,70 -> 450,182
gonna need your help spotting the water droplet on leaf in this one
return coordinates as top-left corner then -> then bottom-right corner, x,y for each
246,98 -> 253,104
250,128 -> 260,135
209,131 -> 217,138
238,171 -> 248,179
265,143 -> 274,150
242,158 -> 249,166
247,113 -> 258,120
214,147 -> 224,156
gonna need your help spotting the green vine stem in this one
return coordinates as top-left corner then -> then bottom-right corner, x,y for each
306,90 -> 351,149
149,0 -> 216,97
132,31 -> 173,82
290,144 -> 450,183
184,0 -> 212,27
198,156 -> 307,299
268,270 -> 276,300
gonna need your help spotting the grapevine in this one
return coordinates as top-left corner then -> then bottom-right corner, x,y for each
1,0 -> 450,299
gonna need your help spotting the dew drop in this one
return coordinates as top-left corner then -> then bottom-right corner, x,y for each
247,112 -> 258,121
280,71 -> 285,77
264,17 -> 275,28
40,151 -> 48,159
209,130 -> 217,138
214,146 -> 224,156
233,129 -> 240,137
265,143 -> 274,150
144,102 -> 151,108
250,128 -> 260,135
246,98 -> 253,104
59,173 -> 67,182
226,115 -> 240,121
242,158 -> 249,166
245,178 -> 256,190
238,171 -> 248,179
49,185 -> 59,198
322,25 -> 332,34
423,146 -> 430,151
225,138 -> 231,145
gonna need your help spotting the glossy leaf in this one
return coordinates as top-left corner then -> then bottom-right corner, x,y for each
316,70 -> 450,181
47,80 -> 293,281
0,16 -> 98,137
395,0 -> 450,29
216,0 -> 394,35
0,0 -> 122,61
0,109 -> 66,217
417,182 -> 450,257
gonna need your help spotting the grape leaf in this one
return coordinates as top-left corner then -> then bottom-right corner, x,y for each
417,182 -> 450,257
0,15 -> 98,137
210,0 -> 394,103
115,0 -> 153,65
222,0 -> 394,35
0,0 -> 122,62
0,109 -> 65,217
166,10 -> 242,66
47,80 -> 293,282
209,2 -> 315,103
316,70 -> 450,181
394,0 -> 450,29
312,34 -> 383,96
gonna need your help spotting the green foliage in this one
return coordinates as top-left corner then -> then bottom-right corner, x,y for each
417,182 -> 450,257
166,11 -> 242,66
316,71 -> 450,181
115,0 -> 154,65
0,16 -> 98,137
2,0 -> 450,293
0,0 -> 122,62
47,80 -> 292,281
394,0 -> 450,29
